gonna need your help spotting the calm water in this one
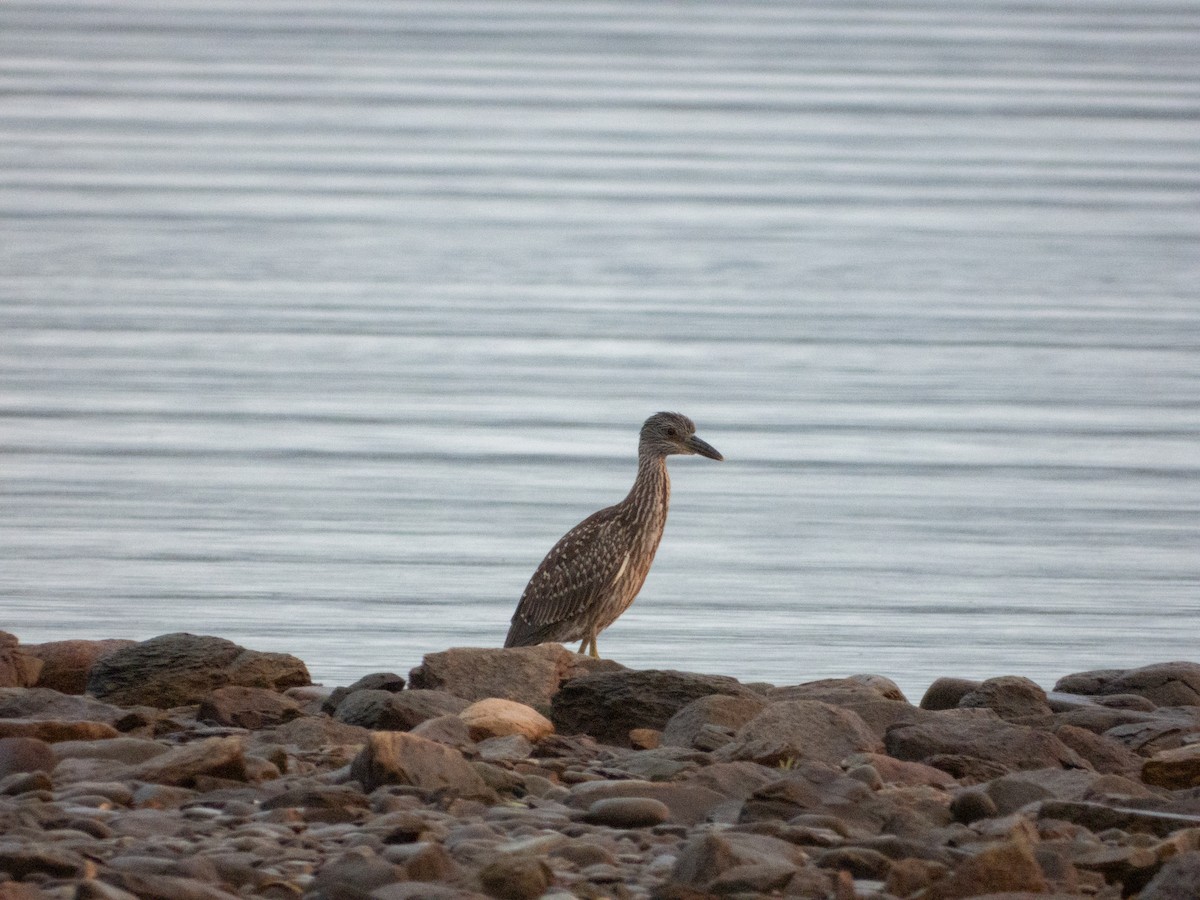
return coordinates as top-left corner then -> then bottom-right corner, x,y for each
2,1 -> 1199,700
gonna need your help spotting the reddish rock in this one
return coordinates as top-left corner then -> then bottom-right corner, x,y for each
1052,723 -> 1142,775
198,685 -> 304,730
926,840 -> 1048,899
117,736 -> 247,787
1142,744 -> 1200,789
458,698 -> 553,742
668,831 -> 806,893
1055,661 -> 1200,708
713,699 -> 881,767
408,644 -> 623,712
23,639 -> 135,694
0,632 -> 42,689
0,688 -> 128,725
551,668 -> 760,747
661,693 -> 766,749
349,731 -> 495,800
86,633 -> 310,709
958,676 -> 1053,720
0,736 -> 56,778
0,719 -> 120,743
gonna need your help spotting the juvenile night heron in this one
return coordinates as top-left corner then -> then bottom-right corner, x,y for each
504,411 -> 722,658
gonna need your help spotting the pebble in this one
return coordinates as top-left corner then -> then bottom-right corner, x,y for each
582,796 -> 671,829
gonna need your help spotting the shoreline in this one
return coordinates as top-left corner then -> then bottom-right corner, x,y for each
2,630 -> 1200,899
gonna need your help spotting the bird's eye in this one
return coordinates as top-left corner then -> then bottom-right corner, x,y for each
666,427 -> 677,438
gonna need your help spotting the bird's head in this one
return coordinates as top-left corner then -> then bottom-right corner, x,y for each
639,411 -> 723,461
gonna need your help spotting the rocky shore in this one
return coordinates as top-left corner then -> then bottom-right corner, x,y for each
3,631 -> 1200,899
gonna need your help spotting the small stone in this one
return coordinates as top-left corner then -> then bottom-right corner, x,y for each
321,672 -> 406,714
582,796 -> 671,828
349,730 -> 496,800
459,698 -> 554,742
815,846 -> 892,879
335,689 -> 468,731
925,839 -> 1048,899
629,728 -> 661,749
310,852 -> 402,900
950,789 -> 998,824
0,719 -> 120,743
0,632 -> 42,688
1143,744 -> 1200,789
1140,850 -> 1200,900
476,734 -> 533,762
117,735 -> 246,787
919,677 -> 981,711
0,842 -> 85,879
477,855 -> 552,900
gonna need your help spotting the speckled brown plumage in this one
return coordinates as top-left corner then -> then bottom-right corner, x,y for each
504,412 -> 722,658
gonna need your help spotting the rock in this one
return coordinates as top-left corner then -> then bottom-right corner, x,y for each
686,760 -> 778,802
713,699 -> 880,767
349,731 -> 495,800
1143,744 -> 1200,789
958,676 -> 1053,720
925,840 -> 1048,899
0,884 -> 52,900
738,762 -> 875,826
661,693 -> 766,749
52,736 -> 170,765
629,728 -> 660,749
117,735 -> 246,787
1141,851 -> 1200,900
1038,800 -> 1200,837
0,632 -> 42,688
410,714 -> 476,751
371,886 -> 482,900
0,770 -> 52,795
551,668 -> 762,747
476,734 -> 532,762
668,831 -> 805,892
459,698 -> 553,742
815,846 -> 892,879
581,796 -> 670,828
22,639 -> 135,694
0,737 -> 55,778
261,715 -> 370,750
845,752 -> 958,788
197,685 -> 304,729
1052,723 -> 1142,775
1104,714 -> 1200,756
950,790 -> 998,824
1055,661 -> 1200,708
0,719 -> 120,742
335,689 -> 468,731
310,852 -> 402,900
321,672 -> 407,714
0,842 -> 85,878
0,688 -> 129,725
567,779 -> 728,826
408,644 -> 622,711
920,677 -> 982,711
477,855 -> 552,900
885,714 -> 1091,774
86,633 -> 310,708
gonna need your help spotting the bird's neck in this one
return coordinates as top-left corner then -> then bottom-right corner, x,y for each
625,452 -> 671,518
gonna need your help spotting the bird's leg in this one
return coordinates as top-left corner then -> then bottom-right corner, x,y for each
579,635 -> 600,658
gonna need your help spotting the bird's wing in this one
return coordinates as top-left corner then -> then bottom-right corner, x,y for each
510,508 -> 629,630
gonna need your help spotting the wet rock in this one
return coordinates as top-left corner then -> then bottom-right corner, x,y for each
668,831 -> 805,892
117,735 -> 246,786
350,731 -> 496,800
1055,661 -> 1200,708
459,698 -> 553,742
925,839 -> 1048,899
335,689 -> 468,731
477,854 -> 552,900
950,790 -> 997,824
87,633 -> 310,708
0,719 -> 120,742
0,842 -> 85,878
920,677 -> 982,711
310,851 -> 402,900
22,639 -> 135,694
885,714 -> 1091,774
713,699 -> 880,767
0,632 -> 42,688
567,779 -> 727,826
408,644 -> 622,711
661,693 -> 766,749
958,676 -> 1054,720
321,672 -> 406,714
582,796 -> 670,828
1141,850 -> 1200,900
0,736 -> 55,777
1052,723 -> 1142,775
197,685 -> 304,729
551,668 -> 758,747
0,687 -> 127,724
1143,744 -> 1200,789
815,846 -> 892,879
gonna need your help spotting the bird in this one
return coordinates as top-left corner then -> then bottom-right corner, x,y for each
504,411 -> 723,658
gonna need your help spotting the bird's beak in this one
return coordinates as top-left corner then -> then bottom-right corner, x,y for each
686,434 -> 723,461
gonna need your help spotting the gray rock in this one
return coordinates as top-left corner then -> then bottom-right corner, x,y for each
410,714 -> 476,751
197,685 -> 304,729
116,735 -> 246,787
322,672 -> 407,714
334,689 -> 468,731
0,842 -> 85,878
661,693 -> 766,749
86,633 -> 310,708
1141,851 -> 1200,900
885,713 -> 1092,774
408,644 -> 622,712
738,762 -> 874,826
1038,800 -> 1200,837
958,675 -> 1053,720
21,639 -> 135,694
581,796 -> 670,828
259,715 -> 370,750
1055,661 -> 1200,708
310,852 -> 402,900
949,790 -> 997,824
551,668 -> 761,747
669,831 -> 805,892
0,718 -> 120,742
567,778 -> 727,826
0,687 -> 128,724
349,731 -> 496,800
52,736 -> 171,766
0,736 -> 55,778
713,699 -> 881,767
